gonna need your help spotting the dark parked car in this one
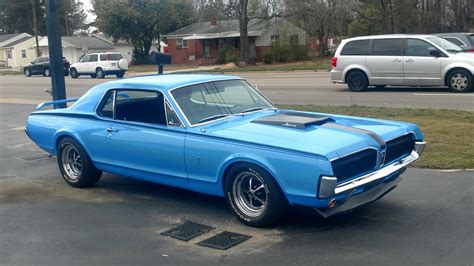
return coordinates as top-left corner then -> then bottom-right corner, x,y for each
23,56 -> 70,77
434,33 -> 474,52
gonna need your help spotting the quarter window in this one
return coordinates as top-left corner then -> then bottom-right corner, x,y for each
406,39 -> 437,57
372,39 -> 403,56
340,40 -> 370,55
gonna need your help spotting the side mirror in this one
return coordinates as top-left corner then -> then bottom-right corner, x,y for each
30,61 -> 35,64
429,50 -> 441,57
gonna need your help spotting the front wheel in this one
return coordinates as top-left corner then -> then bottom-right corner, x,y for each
57,137 -> 102,188
224,163 -> 288,227
447,70 -> 472,93
70,68 -> 79,79
24,68 -> 31,77
346,71 -> 368,92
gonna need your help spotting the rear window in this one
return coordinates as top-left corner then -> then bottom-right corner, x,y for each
340,40 -> 370,55
100,53 -> 123,61
372,39 -> 403,56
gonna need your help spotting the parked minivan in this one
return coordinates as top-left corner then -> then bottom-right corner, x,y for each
331,34 -> 474,92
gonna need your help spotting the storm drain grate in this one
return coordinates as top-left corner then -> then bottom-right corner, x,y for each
197,231 -> 251,250
161,220 -> 215,241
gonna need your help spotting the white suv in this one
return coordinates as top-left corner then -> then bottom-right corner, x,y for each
70,52 -> 128,79
331,34 -> 474,93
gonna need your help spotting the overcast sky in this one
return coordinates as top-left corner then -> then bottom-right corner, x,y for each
80,0 -> 95,23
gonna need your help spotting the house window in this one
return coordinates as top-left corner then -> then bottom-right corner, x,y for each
21,50 -> 27,58
176,38 -> 188,49
290,35 -> 299,45
7,49 -> 12,59
270,35 -> 279,45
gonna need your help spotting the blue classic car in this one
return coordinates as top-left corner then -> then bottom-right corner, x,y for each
26,74 -> 426,227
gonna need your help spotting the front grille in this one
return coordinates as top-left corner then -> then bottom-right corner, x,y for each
385,133 -> 415,164
331,149 -> 377,184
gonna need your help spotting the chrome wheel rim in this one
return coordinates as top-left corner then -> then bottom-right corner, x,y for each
450,74 -> 468,91
350,75 -> 363,88
45,69 -> 50,76
61,144 -> 82,180
25,69 -> 30,76
232,171 -> 267,217
97,69 -> 103,77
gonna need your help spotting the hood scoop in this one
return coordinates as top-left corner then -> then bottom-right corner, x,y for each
251,112 -> 335,129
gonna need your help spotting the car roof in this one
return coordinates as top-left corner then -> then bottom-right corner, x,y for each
97,74 -> 242,92
343,34 -> 434,42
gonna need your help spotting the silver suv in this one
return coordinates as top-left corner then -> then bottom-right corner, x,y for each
330,34 -> 474,93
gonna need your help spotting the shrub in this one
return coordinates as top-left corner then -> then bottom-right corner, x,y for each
263,51 -> 274,64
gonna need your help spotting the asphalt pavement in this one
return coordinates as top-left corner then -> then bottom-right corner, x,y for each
0,102 -> 473,265
1,72 -> 473,110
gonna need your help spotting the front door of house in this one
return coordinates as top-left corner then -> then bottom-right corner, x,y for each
204,40 -> 210,58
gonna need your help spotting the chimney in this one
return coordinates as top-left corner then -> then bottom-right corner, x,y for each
210,17 -> 217,27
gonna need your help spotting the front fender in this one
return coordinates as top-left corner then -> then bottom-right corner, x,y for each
442,63 -> 474,81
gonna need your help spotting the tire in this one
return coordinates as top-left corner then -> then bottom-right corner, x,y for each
24,68 -> 31,77
64,69 -> 69,77
447,69 -> 472,93
116,71 -> 124,78
70,68 -> 79,79
90,74 -> 97,78
43,68 -> 50,77
346,70 -> 369,92
224,163 -> 288,227
375,85 -> 386,89
96,68 -> 105,79
57,137 -> 102,188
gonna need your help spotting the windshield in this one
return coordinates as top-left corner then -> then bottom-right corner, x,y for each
426,36 -> 463,53
171,79 -> 275,125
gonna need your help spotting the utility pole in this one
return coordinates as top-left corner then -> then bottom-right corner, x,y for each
31,0 -> 40,57
46,0 -> 67,108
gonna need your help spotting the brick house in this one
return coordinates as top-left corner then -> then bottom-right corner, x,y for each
164,18 -> 307,65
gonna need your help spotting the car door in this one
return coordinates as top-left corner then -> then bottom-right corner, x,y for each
76,55 -> 90,73
88,54 -> 98,73
403,38 -> 443,86
98,89 -> 188,187
366,38 -> 404,85
32,57 -> 44,74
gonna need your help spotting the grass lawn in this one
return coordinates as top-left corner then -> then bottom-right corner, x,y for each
128,59 -> 332,73
280,105 -> 474,169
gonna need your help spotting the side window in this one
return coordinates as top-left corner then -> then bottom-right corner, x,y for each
442,37 -> 466,46
372,39 -> 403,56
89,54 -> 98,62
406,39 -> 437,57
81,55 -> 90,62
165,101 -> 182,127
98,91 -> 114,119
340,40 -> 370,55
114,90 -> 166,125
99,54 -> 106,61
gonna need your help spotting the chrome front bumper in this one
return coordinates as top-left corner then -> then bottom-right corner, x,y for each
319,141 -> 426,199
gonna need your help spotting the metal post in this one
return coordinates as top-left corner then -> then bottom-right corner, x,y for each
158,64 -> 164,75
46,0 -> 67,108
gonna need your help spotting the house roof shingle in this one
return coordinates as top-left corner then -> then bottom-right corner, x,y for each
62,36 -> 113,49
0,33 -> 21,43
4,36 -> 34,47
165,18 -> 286,38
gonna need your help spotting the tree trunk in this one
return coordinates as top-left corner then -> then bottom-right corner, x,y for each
239,0 -> 251,64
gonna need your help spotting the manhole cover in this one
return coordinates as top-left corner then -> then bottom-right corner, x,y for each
197,231 -> 251,250
161,220 -> 214,241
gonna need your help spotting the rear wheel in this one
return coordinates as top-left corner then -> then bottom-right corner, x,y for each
224,163 -> 288,227
116,71 -> 124,78
43,68 -> 50,77
57,137 -> 102,188
70,68 -> 79,79
96,68 -> 105,79
447,69 -> 472,93
346,70 -> 368,92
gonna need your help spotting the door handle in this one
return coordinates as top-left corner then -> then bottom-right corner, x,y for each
393,59 -> 402,62
106,127 -> 119,133
406,59 -> 414,62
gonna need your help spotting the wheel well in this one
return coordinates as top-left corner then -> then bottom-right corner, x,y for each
221,161 -> 282,195
70,67 -> 76,71
96,67 -> 103,72
55,134 -> 75,153
344,68 -> 368,84
444,67 -> 471,86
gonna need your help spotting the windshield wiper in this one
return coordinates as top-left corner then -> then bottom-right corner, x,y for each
241,107 -> 265,113
198,114 -> 231,123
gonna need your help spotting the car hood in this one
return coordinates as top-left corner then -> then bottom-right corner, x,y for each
450,52 -> 474,60
199,110 -> 420,160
